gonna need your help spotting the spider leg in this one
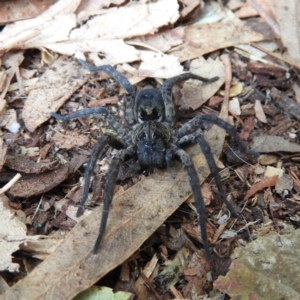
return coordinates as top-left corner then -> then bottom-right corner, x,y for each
76,135 -> 127,217
93,148 -> 134,254
78,59 -> 136,125
162,74 -> 219,125
178,134 -> 237,216
176,114 -> 259,158
51,107 -> 127,137
171,145 -> 211,260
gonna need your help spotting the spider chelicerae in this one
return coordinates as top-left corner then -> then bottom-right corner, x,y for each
51,59 -> 259,260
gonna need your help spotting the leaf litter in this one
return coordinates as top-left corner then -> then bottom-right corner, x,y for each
0,0 -> 300,299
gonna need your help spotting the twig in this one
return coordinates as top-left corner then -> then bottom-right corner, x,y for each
220,54 -> 232,110
0,173 -> 22,194
140,272 -> 163,300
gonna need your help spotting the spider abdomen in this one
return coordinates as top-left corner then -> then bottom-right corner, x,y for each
133,121 -> 172,169
137,139 -> 166,169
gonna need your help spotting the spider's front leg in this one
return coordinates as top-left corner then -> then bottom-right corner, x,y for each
75,135 -> 127,217
51,106 -> 127,137
171,146 -> 211,260
78,59 -> 137,125
176,114 -> 259,158
162,73 -> 219,126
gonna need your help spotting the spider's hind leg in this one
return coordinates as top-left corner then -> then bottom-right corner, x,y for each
171,146 -> 211,260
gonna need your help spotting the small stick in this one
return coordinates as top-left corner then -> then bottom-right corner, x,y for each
0,173 -> 22,194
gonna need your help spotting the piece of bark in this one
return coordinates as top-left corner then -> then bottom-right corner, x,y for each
271,87 -> 300,121
5,155 -> 59,174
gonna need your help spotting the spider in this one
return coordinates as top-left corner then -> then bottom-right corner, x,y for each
51,59 -> 259,260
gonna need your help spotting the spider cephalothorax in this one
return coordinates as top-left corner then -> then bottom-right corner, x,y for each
51,59 -> 259,259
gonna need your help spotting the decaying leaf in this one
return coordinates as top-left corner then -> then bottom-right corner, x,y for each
48,39 -> 140,65
22,56 -> 90,132
8,163 -> 70,197
138,51 -> 183,78
19,236 -> 64,261
271,0 -> 300,59
181,57 -> 225,110
170,19 -> 274,62
0,0 -> 56,25
252,135 -> 300,153
244,175 -> 278,201
214,227 -> 300,299
76,0 -> 127,22
0,0 -> 80,54
50,131 -> 90,150
70,0 -> 179,40
5,155 -> 59,174
155,247 -> 190,293
1,104 -> 229,299
0,194 -> 26,272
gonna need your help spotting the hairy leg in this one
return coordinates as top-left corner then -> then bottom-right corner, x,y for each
162,74 -> 219,126
76,135 -> 126,217
171,145 -> 211,260
93,148 -> 134,254
51,107 -> 127,137
78,59 -> 136,125
176,114 -> 259,158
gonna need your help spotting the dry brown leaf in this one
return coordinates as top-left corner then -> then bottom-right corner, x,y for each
138,51 -> 183,78
181,57 -> 225,110
179,0 -> 200,17
22,56 -> 90,132
271,0 -> 300,59
129,28 -> 184,53
258,154 -> 277,165
244,176 -> 278,201
170,19 -> 274,62
254,100 -> 267,123
0,51 -> 24,100
49,39 -> 140,66
5,155 -> 59,174
235,0 -> 273,19
0,0 -> 80,54
0,194 -> 27,272
70,0 -> 179,40
20,236 -> 64,261
0,0 -> 57,25
2,103 -> 229,299
76,0 -> 126,22
50,131 -> 90,150
8,163 -> 70,198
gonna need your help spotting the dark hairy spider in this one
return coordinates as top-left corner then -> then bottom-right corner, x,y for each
51,59 -> 259,260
